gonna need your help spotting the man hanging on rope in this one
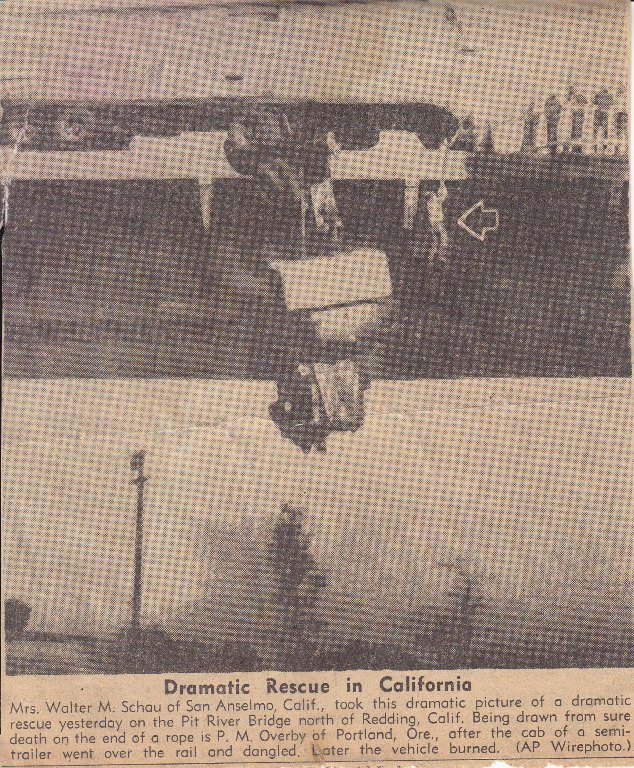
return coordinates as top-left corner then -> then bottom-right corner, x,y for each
426,181 -> 450,265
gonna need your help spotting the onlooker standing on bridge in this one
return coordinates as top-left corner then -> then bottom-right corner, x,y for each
559,90 -> 575,152
521,102 -> 541,153
614,86 -> 628,155
544,94 -> 562,154
480,123 -> 495,153
570,91 -> 588,150
593,87 -> 614,149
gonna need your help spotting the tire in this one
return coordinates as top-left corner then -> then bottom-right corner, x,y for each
54,109 -> 96,145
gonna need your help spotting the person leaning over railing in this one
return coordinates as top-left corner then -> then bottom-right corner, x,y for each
544,94 -> 562,154
224,106 -> 341,240
224,107 -> 304,205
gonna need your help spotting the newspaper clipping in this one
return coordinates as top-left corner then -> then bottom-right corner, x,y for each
1,0 -> 632,765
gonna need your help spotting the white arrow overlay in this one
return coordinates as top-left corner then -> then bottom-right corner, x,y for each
458,200 -> 500,241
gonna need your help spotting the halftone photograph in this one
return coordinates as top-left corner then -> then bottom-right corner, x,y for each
2,0 -> 631,675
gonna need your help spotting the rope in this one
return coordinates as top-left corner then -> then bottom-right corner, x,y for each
2,106 -> 30,227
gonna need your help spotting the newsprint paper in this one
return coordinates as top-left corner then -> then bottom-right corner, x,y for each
1,0 -> 633,767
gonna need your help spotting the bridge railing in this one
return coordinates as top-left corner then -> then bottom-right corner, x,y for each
2,123 -> 628,233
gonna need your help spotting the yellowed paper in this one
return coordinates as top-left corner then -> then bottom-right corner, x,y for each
1,0 -> 632,766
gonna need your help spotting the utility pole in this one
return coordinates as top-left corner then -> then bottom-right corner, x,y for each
130,450 -> 147,630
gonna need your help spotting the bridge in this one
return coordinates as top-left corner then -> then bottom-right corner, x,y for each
1,126 -> 627,234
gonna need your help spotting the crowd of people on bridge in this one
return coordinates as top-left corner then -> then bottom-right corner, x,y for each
523,86 -> 628,155
452,86 -> 628,156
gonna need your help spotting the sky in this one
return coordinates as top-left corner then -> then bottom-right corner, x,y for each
1,0 -> 629,127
